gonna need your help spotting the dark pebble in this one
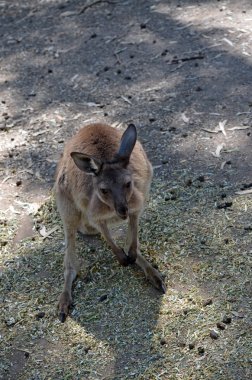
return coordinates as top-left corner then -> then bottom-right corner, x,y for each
240,182 -> 252,190
124,76 -> 132,80
216,202 -> 232,209
116,69 -> 121,74
244,226 -> 252,231
90,33 -> 97,38
221,193 -> 227,199
202,298 -> 213,307
160,337 -> 167,345
169,126 -> 176,132
140,23 -> 146,29
149,117 -> 156,123
24,352 -> 30,358
161,49 -> 168,56
185,178 -> 192,187
48,68 -> 53,74
36,311 -> 45,320
103,66 -> 110,72
84,346 -> 91,353
197,175 -> 205,182
196,86 -> 202,91
217,322 -> 226,330
224,238 -> 229,244
99,294 -> 108,302
188,342 -> 195,350
210,330 -> 219,340
222,315 -> 232,324
16,180 -> 22,187
178,341 -> 186,348
183,308 -> 189,315
198,346 -> 205,355
170,195 -> 177,201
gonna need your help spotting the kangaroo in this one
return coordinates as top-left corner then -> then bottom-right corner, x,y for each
55,123 -> 166,322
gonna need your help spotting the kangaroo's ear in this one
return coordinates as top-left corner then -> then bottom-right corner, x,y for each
70,152 -> 102,175
116,123 -> 137,165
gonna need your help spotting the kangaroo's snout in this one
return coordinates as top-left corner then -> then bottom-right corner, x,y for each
116,204 -> 128,219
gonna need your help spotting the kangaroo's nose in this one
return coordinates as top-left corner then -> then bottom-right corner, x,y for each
117,205 -> 128,219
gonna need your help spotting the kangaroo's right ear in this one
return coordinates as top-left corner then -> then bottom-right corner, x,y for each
70,152 -> 102,175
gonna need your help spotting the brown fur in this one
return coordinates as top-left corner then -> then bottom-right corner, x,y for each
55,123 -> 165,322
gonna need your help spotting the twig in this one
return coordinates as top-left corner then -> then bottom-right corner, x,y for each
169,53 -> 205,65
79,0 -> 116,14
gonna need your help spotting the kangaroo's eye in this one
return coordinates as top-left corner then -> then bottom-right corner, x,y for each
125,181 -> 131,189
100,188 -> 109,195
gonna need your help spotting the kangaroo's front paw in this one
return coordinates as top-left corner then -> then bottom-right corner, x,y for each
116,248 -> 131,266
146,266 -> 166,294
127,248 -> 137,264
58,291 -> 72,322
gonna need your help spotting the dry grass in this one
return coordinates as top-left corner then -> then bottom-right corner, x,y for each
0,173 -> 251,379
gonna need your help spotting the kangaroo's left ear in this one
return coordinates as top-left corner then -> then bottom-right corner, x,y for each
115,123 -> 137,166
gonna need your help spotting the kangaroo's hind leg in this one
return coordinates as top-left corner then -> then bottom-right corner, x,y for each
56,191 -> 81,322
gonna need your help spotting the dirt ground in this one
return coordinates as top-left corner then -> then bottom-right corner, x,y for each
0,0 -> 252,379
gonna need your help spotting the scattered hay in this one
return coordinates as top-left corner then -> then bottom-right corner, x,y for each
0,174 -> 251,379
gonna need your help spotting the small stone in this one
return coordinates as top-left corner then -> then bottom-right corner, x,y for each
140,23 -> 146,29
36,311 -> 45,320
222,315 -> 232,324
124,75 -> 132,80
169,126 -> 176,132
198,346 -> 205,355
5,317 -> 16,326
210,329 -> 219,340
197,175 -> 205,182
185,179 -> 192,187
216,202 -> 232,210
202,298 -> 213,307
99,294 -> 108,302
217,322 -> 226,330
16,180 -> 22,187
196,86 -> 202,91
149,117 -> 156,123
178,341 -> 186,348
188,342 -> 195,350
24,352 -> 30,358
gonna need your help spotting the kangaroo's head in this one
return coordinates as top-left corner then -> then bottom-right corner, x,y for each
70,124 -> 137,220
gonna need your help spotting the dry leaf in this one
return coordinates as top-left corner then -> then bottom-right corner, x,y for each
223,38 -> 234,46
181,113 -> 190,123
212,143 -> 225,158
235,189 -> 252,195
39,225 -> 59,239
219,120 -> 227,136
227,126 -> 251,131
